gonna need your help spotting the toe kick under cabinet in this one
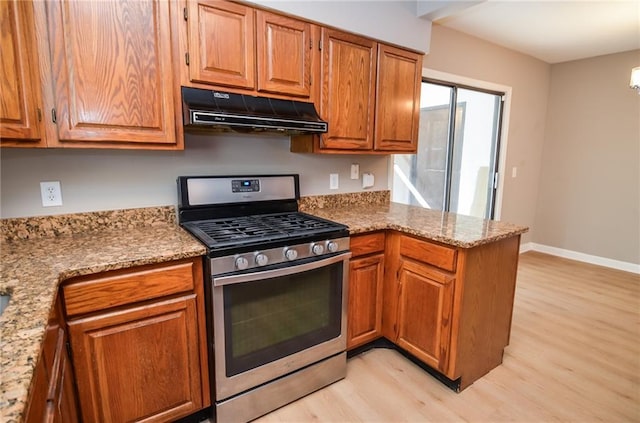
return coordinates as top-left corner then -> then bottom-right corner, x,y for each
378,231 -> 521,391
61,257 -> 209,423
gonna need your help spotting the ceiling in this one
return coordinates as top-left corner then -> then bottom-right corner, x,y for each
420,0 -> 640,64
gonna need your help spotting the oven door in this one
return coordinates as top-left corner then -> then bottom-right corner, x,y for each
212,252 -> 350,401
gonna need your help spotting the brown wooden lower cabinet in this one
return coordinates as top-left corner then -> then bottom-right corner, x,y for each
351,231 -> 521,391
62,257 -> 209,423
347,232 -> 386,350
24,298 -> 80,423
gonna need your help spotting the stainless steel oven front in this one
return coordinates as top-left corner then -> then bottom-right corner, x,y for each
210,250 -> 350,422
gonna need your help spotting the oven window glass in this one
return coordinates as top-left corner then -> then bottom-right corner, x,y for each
223,261 -> 343,376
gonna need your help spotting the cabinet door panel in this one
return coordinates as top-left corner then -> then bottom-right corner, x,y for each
396,260 -> 454,371
188,0 -> 255,89
0,0 -> 43,143
68,295 -> 203,423
320,29 -> 376,150
256,11 -> 311,97
47,0 -> 176,144
374,44 -> 422,152
347,253 -> 384,349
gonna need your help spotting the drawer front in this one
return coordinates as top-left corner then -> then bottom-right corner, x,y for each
399,236 -> 457,272
350,232 -> 385,257
63,259 -> 197,317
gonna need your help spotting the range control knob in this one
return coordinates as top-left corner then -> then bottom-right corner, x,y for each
327,241 -> 339,253
255,253 -> 269,267
311,243 -> 325,256
235,256 -> 249,270
284,248 -> 298,261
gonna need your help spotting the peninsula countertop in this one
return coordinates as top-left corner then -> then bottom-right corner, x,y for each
305,202 -> 528,248
0,198 -> 527,422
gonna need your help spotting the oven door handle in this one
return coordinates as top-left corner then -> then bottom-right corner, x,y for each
213,251 -> 352,287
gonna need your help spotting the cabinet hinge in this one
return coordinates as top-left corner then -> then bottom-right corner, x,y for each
185,52 -> 190,66
65,341 -> 73,360
318,40 -> 322,51
51,108 -> 57,123
183,7 -> 188,21
493,172 -> 499,189
309,38 -> 312,49
36,108 -> 42,122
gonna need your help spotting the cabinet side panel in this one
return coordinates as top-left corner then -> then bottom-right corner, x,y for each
452,235 -> 521,388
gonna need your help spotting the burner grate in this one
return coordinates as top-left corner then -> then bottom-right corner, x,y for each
184,212 -> 345,250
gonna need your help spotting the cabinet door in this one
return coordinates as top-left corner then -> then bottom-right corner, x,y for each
396,260 -> 454,372
187,0 -> 255,89
374,44 -> 422,152
68,295 -> 204,423
347,253 -> 385,349
0,0 -> 43,144
256,11 -> 312,98
46,0 -> 176,146
320,29 -> 376,151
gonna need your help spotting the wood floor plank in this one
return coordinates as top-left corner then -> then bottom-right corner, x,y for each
248,251 -> 640,422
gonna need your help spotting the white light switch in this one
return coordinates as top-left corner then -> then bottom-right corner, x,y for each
330,173 -> 339,190
350,164 -> 360,180
362,173 -> 374,189
512,167 -> 518,178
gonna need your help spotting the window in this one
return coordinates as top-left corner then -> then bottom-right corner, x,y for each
393,79 -> 505,219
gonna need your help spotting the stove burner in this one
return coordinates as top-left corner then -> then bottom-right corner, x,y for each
183,212 -> 346,250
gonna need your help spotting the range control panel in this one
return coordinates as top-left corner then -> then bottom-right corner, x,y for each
231,179 -> 260,193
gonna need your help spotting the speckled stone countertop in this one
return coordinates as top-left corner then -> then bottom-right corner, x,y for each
0,207 -> 206,423
301,192 -> 528,248
0,195 -> 527,421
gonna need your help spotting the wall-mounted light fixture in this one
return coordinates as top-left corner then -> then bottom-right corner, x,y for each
631,67 -> 640,93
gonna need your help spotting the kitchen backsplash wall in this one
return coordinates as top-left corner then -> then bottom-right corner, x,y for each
0,134 -> 389,218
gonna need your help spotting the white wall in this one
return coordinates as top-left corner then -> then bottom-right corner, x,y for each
0,134 -> 388,218
246,0 -> 431,53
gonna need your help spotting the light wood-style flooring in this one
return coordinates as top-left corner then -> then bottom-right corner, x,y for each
253,251 -> 640,422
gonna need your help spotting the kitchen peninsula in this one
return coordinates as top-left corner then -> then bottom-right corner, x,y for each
0,193 -> 527,422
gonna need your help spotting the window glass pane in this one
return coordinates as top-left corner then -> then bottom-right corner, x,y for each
392,82 -> 453,209
449,88 -> 501,218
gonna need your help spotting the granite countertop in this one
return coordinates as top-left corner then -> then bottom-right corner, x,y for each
305,202 -> 528,248
0,195 -> 527,421
0,212 -> 206,422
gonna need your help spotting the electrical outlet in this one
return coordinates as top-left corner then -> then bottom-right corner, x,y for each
329,173 -> 339,190
40,181 -> 63,207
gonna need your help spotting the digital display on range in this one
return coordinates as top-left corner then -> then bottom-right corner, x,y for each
232,179 -> 260,193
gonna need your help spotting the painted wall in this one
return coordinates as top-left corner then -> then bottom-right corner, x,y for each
246,0 -> 431,53
422,24 -> 551,243
534,50 -> 640,264
0,134 -> 388,218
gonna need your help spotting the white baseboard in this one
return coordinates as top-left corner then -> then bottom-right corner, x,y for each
520,242 -> 640,275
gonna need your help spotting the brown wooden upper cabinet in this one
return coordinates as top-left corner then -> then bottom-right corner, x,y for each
0,0 -> 45,147
45,0 -> 178,148
374,44 -> 423,152
184,1 -> 314,99
319,29 -> 377,151
291,28 -> 423,154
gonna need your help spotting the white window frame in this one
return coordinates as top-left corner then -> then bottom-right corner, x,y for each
388,68 -> 512,220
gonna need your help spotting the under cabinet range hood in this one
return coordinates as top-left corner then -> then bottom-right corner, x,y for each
182,87 -> 328,135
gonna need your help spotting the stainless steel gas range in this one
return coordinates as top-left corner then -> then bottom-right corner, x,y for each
177,174 -> 350,423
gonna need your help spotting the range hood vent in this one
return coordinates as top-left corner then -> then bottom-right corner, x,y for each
182,87 -> 328,135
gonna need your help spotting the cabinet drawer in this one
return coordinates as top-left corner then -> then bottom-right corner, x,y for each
399,236 -> 457,272
351,232 -> 385,257
63,259 -> 197,317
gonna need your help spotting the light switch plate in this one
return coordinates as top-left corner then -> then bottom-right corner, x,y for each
350,164 -> 359,180
330,173 -> 339,190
